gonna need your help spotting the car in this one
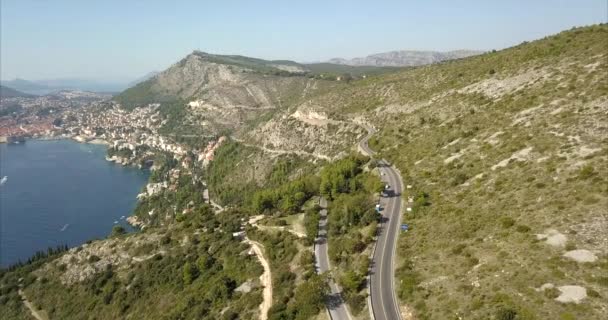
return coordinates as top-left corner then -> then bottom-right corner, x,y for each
385,184 -> 390,189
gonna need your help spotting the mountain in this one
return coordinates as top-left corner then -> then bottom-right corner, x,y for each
0,78 -> 51,95
116,52 -> 402,109
115,51 -> 364,157
0,85 -> 36,98
116,51 -> 309,107
1,78 -> 129,95
328,49 -> 483,67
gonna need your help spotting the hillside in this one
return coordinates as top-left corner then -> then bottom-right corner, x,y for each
114,51 -> 369,158
1,25 -> 606,320
0,85 -> 35,98
296,24 -> 608,319
328,49 -> 483,67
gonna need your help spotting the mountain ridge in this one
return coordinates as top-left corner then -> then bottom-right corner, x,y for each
0,85 -> 36,98
328,49 -> 483,66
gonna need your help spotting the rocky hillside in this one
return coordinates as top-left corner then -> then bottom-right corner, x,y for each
328,49 -> 482,67
299,24 -> 608,319
115,51 -> 368,158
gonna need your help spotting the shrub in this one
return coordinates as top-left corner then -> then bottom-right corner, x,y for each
578,165 -> 595,179
496,307 -> 518,320
501,217 -> 516,228
182,262 -> 199,285
587,288 -> 601,298
110,225 -> 126,237
452,243 -> 467,255
544,287 -> 560,299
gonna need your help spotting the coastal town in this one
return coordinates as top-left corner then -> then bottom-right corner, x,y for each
1,90 -> 225,168
0,90 -> 111,142
1,91 -> 227,228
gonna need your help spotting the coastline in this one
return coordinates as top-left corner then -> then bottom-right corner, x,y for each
4,133 -> 109,146
4,134 -> 149,229
0,138 -> 149,268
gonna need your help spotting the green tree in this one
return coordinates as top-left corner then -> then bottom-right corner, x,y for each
183,262 -> 199,285
340,270 -> 364,294
292,274 -> 329,320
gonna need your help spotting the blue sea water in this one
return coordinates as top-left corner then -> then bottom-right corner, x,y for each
0,140 -> 149,267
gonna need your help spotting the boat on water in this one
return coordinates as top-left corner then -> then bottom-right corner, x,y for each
60,224 -> 69,232
0,176 -> 7,185
7,136 -> 26,144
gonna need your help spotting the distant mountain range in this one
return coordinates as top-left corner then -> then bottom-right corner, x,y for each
327,50 -> 484,67
0,85 -> 35,98
0,78 -> 136,95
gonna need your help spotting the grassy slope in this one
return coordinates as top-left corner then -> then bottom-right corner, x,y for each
305,25 -> 607,319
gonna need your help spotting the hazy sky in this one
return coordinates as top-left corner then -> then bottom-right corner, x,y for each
1,0 -> 606,81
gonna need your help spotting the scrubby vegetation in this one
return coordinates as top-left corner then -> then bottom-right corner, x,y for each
1,206 -> 265,320
308,24 -> 608,319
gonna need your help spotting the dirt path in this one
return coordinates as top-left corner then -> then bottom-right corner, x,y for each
19,289 -> 49,320
245,238 -> 272,320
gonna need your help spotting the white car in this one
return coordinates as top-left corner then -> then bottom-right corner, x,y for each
385,184 -> 390,189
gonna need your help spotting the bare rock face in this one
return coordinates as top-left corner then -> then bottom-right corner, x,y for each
536,229 -> 567,248
555,285 -> 587,304
245,108 -> 366,159
563,249 -> 598,263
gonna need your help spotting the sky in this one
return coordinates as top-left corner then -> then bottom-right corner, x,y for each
1,0 -> 606,82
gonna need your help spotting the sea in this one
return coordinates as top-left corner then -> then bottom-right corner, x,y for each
0,139 -> 149,267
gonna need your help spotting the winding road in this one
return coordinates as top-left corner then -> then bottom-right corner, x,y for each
315,124 -> 404,320
314,197 -> 353,320
359,126 -> 404,320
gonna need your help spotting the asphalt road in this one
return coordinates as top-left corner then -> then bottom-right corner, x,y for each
359,126 -> 403,320
315,197 -> 353,320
